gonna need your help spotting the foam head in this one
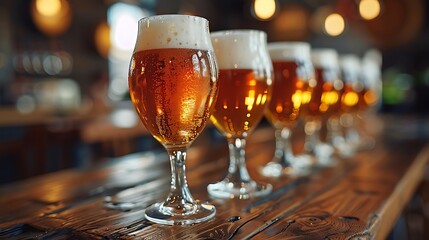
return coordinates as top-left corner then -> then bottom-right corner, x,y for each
361,58 -> 382,89
135,15 -> 213,51
340,54 -> 361,83
267,42 -> 311,62
311,48 -> 339,70
211,30 -> 271,70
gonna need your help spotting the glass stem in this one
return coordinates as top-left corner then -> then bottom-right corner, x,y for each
346,113 -> 361,143
304,119 -> 321,153
164,148 -> 196,213
226,138 -> 252,183
274,127 -> 294,166
327,116 -> 344,146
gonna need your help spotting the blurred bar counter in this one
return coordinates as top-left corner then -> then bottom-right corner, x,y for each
0,101 -> 156,184
0,115 -> 429,239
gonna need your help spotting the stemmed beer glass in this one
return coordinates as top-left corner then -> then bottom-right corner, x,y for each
260,42 -> 315,177
338,53 -> 381,154
338,54 -> 364,155
128,15 -> 218,225
304,48 -> 343,166
207,30 -> 273,199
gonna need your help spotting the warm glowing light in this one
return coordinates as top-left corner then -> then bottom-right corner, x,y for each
244,121 -> 249,131
245,90 -> 256,111
301,91 -> 312,104
255,93 -> 262,105
364,90 -> 378,106
180,97 -> 196,124
359,0 -> 381,20
261,94 -> 268,105
292,91 -> 302,109
319,103 -> 329,112
324,13 -> 345,36
31,0 -> 72,37
223,102 -> 228,109
342,92 -> 359,107
253,0 -> 276,20
321,91 -> 339,105
35,0 -> 61,17
94,21 -> 111,58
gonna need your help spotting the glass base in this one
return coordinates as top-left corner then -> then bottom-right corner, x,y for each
145,202 -> 216,225
207,180 -> 272,199
336,142 -> 356,158
356,136 -> 375,151
314,142 -> 336,167
260,154 -> 314,178
104,199 -> 142,211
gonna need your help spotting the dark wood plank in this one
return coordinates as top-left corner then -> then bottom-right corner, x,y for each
0,121 -> 428,239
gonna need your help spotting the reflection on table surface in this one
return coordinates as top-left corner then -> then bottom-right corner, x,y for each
0,114 -> 429,239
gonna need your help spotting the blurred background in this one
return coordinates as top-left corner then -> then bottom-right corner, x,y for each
0,0 -> 428,184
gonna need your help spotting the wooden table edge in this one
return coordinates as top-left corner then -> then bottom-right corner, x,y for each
363,143 -> 429,239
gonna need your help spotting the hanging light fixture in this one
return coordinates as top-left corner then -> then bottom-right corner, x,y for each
359,0 -> 381,20
252,0 -> 277,21
31,0 -> 72,37
324,12 -> 345,36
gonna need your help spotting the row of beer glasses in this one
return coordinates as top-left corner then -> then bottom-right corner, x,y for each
128,14 -> 379,225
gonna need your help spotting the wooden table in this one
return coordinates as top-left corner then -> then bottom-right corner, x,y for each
1,120 -> 428,239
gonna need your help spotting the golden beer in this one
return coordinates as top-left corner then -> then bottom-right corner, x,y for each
129,48 -> 218,147
359,88 -> 378,110
265,61 -> 312,129
341,83 -> 361,113
210,69 -> 270,138
304,67 -> 343,118
339,55 -> 364,114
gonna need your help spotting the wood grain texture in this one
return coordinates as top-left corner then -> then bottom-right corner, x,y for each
0,121 -> 428,239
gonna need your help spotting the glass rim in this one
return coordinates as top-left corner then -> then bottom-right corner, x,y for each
267,41 -> 311,49
210,29 -> 267,37
138,14 -> 209,24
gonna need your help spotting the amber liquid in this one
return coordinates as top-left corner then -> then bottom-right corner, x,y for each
128,48 -> 218,147
302,68 -> 343,118
358,88 -> 378,111
210,69 -> 271,138
341,83 -> 360,113
265,61 -> 312,128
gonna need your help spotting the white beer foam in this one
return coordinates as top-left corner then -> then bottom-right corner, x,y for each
211,30 -> 270,69
268,42 -> 311,62
311,48 -> 339,70
340,54 -> 361,83
135,15 -> 213,51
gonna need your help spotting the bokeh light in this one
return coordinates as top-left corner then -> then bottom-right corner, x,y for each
253,0 -> 277,20
31,0 -> 72,36
108,3 -> 146,61
35,0 -> 61,17
359,0 -> 381,20
94,21 -> 111,59
324,13 -> 345,36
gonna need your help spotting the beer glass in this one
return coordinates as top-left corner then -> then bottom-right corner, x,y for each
128,15 -> 218,225
260,42 -> 315,177
338,54 -> 365,154
351,50 -> 382,150
304,48 -> 343,166
207,30 -> 273,199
